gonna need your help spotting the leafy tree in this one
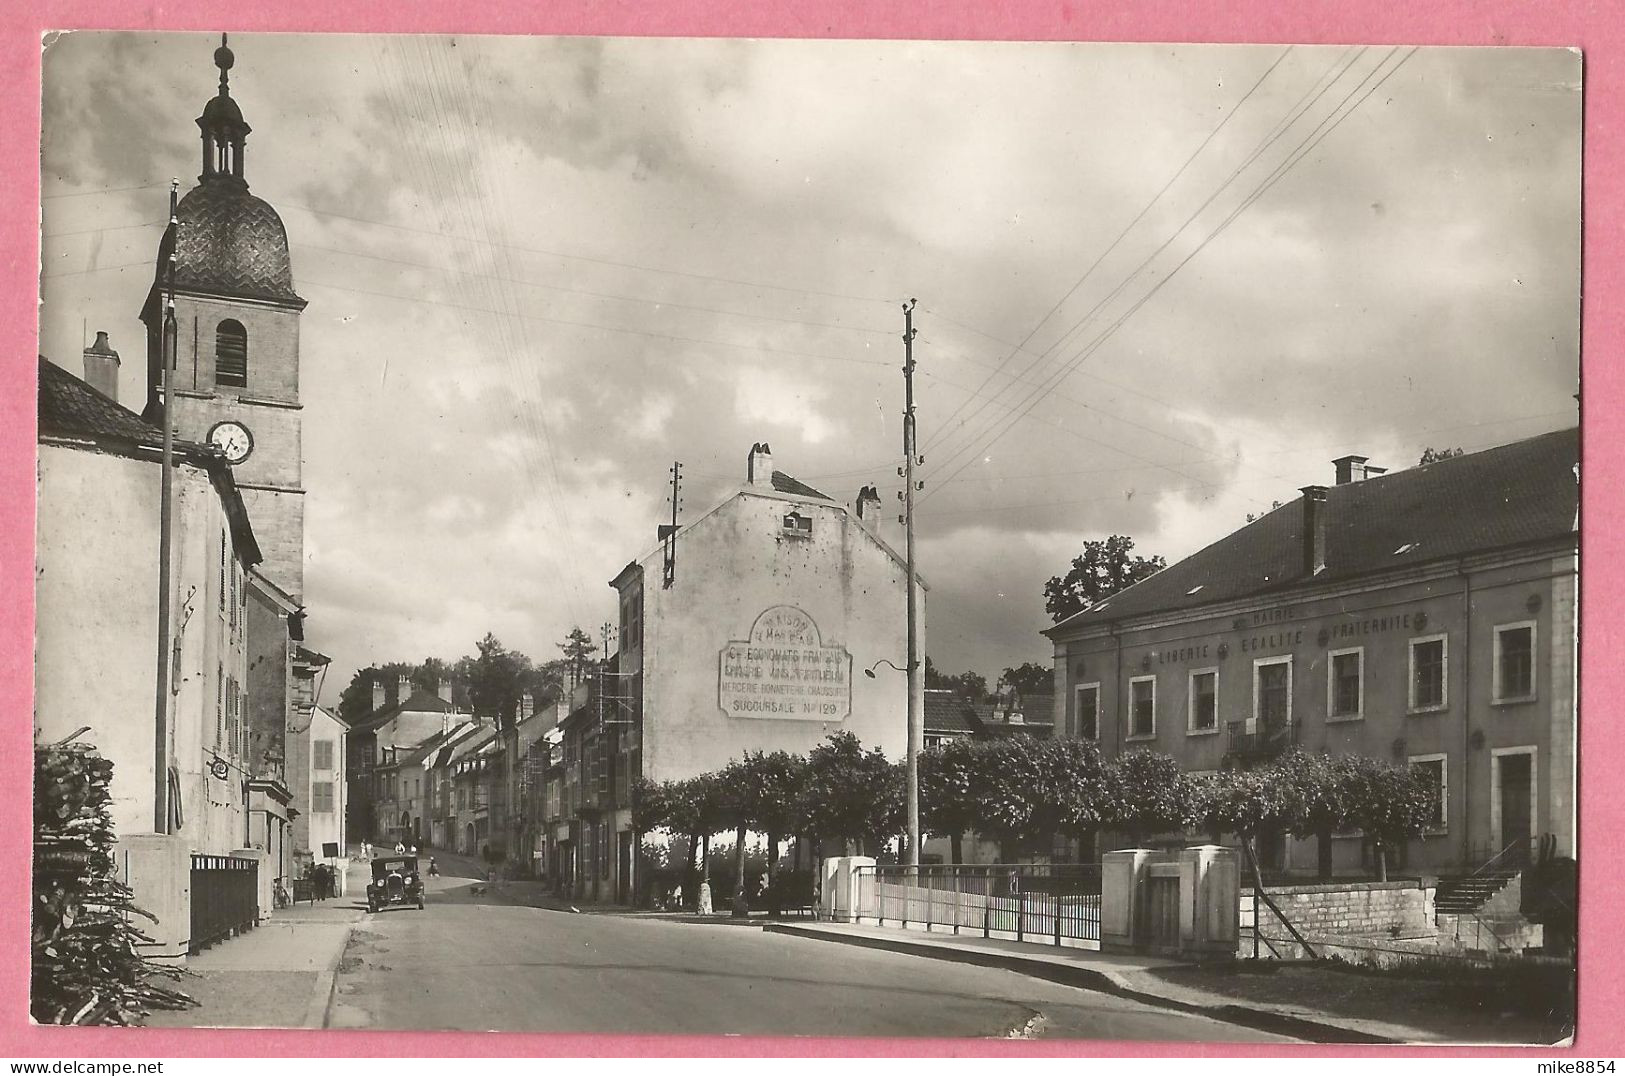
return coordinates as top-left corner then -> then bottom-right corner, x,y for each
718,751 -> 809,915
924,657 -> 987,701
1271,750 -> 1350,880
453,633 -> 536,729
1101,750 -> 1190,843
1336,756 -> 1439,882
1044,535 -> 1166,623
800,732 -> 903,856
663,773 -> 727,889
998,662 -> 1053,699
1418,446 -> 1465,465
559,627 -> 598,686
919,738 -> 986,864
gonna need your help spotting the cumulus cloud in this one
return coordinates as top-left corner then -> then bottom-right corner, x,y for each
38,34 -> 1580,688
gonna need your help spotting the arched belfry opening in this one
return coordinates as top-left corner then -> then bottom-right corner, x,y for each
198,34 -> 251,185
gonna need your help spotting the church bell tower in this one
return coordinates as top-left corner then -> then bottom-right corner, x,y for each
142,35 -> 309,600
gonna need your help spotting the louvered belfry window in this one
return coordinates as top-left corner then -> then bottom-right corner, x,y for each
216,319 -> 248,387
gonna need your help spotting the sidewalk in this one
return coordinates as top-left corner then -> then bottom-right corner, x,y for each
764,920 -> 1521,1045
145,862 -> 368,1029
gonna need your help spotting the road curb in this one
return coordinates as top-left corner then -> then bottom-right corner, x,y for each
310,914 -> 363,1029
763,923 -> 1397,1045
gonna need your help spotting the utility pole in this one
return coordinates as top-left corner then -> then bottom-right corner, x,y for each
601,622 -> 616,661
902,299 -> 923,869
153,179 -> 179,834
660,461 -> 683,588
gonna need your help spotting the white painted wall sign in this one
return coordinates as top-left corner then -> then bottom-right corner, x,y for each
718,605 -> 852,720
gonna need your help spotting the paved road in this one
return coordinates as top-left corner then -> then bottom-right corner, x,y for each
328,872 -> 1292,1042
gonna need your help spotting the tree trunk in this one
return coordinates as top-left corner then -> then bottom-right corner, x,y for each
950,831 -> 963,866
1375,839 -> 1388,883
1317,831 -> 1333,880
732,825 -> 749,917
701,832 -> 711,882
766,830 -> 781,916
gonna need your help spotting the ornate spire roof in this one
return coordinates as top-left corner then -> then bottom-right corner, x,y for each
155,34 -> 303,307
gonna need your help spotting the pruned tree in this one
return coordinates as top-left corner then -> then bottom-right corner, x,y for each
1101,749 -> 1190,844
800,732 -> 903,857
1335,756 -> 1439,882
1044,535 -> 1166,623
919,738 -> 986,864
718,751 -> 809,916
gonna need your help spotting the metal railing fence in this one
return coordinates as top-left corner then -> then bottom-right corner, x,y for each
852,863 -> 1102,946
190,853 -> 258,953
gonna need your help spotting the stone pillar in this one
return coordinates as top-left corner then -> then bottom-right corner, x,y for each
1178,844 -> 1240,957
820,855 -> 876,922
118,833 -> 191,963
1100,848 -> 1156,953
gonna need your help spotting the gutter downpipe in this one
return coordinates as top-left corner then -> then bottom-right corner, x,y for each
1459,556 -> 1473,869
153,180 -> 179,834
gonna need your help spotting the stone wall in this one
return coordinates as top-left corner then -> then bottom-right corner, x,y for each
1242,880 -> 1429,939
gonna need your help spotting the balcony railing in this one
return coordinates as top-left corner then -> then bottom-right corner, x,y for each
1225,719 -> 1298,762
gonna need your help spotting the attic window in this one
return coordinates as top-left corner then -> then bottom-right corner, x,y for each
1393,542 -> 1418,555
782,510 -> 813,538
1186,585 -> 1205,595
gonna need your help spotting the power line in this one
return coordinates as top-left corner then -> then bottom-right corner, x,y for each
293,273 -> 893,368
40,180 -> 168,200
267,192 -> 896,310
921,46 -> 1295,456
920,47 -> 1366,484
919,47 -> 1415,505
293,240 -> 895,337
41,219 -> 166,239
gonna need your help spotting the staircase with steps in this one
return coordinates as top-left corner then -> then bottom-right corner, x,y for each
1434,868 -> 1519,915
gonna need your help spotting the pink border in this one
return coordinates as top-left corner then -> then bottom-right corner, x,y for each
3,0 -> 1618,1058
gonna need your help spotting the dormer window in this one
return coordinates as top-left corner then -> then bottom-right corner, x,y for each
782,510 -> 812,538
216,319 -> 247,387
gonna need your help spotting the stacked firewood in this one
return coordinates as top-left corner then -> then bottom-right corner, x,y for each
32,736 -> 194,1025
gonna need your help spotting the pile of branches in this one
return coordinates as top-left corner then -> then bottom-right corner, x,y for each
32,735 -> 194,1025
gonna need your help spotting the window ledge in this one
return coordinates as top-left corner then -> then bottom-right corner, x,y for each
1492,695 -> 1538,707
1408,703 -> 1449,715
1125,733 -> 1158,743
1326,714 -> 1365,724
1186,726 -> 1220,737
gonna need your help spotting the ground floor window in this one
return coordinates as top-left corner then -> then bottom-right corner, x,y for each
1128,676 -> 1156,739
1073,682 -> 1100,740
1188,668 -> 1217,733
1407,753 -> 1448,832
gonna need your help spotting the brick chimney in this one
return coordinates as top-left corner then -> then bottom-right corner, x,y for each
1301,485 -> 1329,576
854,484 -> 882,534
82,331 -> 120,403
519,690 -> 535,723
747,442 -> 774,487
371,674 -> 386,713
1332,455 -> 1387,484
437,678 -> 453,703
398,673 -> 411,703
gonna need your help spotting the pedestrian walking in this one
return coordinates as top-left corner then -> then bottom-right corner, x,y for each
394,841 -> 405,855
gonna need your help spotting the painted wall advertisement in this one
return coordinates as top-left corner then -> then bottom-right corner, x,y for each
718,605 -> 852,720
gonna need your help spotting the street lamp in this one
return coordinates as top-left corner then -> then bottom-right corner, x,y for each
862,659 -> 917,679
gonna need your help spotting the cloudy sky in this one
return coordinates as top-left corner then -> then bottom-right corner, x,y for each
38,33 -> 1581,701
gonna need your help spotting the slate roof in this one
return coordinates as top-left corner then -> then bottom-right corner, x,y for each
167,179 -> 304,305
1046,427 -> 1580,634
350,689 -> 460,736
925,690 -> 1055,738
38,356 -> 162,446
771,470 -> 833,500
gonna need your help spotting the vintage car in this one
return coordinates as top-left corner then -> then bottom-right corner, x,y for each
366,855 -> 426,912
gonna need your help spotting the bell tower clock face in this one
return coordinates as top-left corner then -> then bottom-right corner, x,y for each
208,420 -> 254,464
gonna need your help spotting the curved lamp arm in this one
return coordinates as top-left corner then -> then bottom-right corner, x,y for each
863,658 -> 920,679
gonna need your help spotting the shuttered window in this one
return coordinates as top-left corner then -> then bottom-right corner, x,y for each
215,320 -> 247,387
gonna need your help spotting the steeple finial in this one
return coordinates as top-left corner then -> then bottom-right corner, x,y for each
214,33 -> 234,95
